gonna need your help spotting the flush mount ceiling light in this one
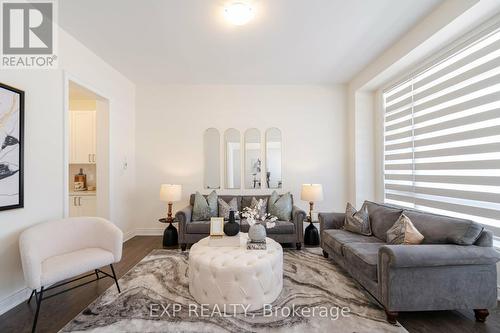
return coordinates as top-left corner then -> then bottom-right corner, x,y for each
224,2 -> 254,26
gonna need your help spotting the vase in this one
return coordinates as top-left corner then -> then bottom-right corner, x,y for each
248,223 -> 266,242
223,210 -> 240,236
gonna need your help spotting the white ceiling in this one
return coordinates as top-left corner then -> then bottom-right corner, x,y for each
59,0 -> 442,85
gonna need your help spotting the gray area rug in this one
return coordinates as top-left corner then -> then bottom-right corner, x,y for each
61,248 -> 406,332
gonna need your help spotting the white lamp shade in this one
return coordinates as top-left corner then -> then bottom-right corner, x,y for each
160,184 -> 182,202
301,184 -> 323,202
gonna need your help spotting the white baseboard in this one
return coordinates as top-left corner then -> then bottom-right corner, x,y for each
123,229 -> 136,242
135,228 -> 164,236
0,287 -> 31,316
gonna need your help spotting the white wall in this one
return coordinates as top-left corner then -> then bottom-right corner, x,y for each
135,85 -> 347,231
0,29 -> 136,313
354,91 -> 375,207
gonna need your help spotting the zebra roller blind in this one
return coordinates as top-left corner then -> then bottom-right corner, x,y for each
383,22 -> 500,228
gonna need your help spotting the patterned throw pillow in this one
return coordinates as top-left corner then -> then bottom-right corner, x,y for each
386,214 -> 424,245
250,197 -> 267,219
268,191 -> 292,221
192,191 -> 218,221
343,202 -> 372,236
218,197 -> 240,220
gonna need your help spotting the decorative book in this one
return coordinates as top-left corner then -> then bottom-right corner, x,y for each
246,239 -> 267,250
208,234 -> 241,247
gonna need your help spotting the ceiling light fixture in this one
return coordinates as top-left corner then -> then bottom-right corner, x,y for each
224,2 -> 254,26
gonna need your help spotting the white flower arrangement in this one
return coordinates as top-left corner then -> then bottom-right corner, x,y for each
240,199 -> 278,229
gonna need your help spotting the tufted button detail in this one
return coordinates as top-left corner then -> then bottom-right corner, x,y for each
188,234 -> 283,314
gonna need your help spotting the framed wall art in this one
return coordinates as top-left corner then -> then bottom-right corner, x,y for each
0,83 -> 24,211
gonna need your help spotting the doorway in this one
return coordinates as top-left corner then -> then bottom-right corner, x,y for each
64,77 -> 110,219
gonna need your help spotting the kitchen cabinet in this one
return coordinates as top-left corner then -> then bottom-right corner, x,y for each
69,194 -> 97,217
70,110 -> 96,164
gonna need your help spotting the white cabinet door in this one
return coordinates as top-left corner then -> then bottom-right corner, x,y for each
79,196 -> 97,216
68,195 -> 97,217
69,196 -> 80,217
70,111 -> 96,164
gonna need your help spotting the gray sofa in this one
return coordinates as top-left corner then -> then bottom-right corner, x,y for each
176,194 -> 306,251
319,200 -> 500,324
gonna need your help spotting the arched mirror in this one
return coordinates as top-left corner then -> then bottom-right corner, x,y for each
204,128 -> 220,189
265,128 -> 282,189
224,128 -> 241,189
244,129 -> 261,189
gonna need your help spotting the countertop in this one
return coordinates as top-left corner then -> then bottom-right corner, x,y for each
69,190 -> 96,196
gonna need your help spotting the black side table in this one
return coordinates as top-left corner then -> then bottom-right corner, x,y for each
304,219 -> 320,246
159,218 -> 178,247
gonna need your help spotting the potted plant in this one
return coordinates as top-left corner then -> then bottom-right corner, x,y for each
241,199 -> 277,242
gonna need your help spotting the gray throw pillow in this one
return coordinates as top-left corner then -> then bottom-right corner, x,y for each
192,191 -> 218,221
268,191 -> 292,221
250,197 -> 267,219
386,214 -> 424,245
343,202 -> 372,236
218,197 -> 240,220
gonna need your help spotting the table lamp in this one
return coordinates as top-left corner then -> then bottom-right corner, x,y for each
159,184 -> 182,247
301,184 -> 323,246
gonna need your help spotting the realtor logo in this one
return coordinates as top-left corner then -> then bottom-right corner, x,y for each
1,0 -> 57,68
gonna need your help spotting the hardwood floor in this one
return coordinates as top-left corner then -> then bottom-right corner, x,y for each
0,235 -> 498,333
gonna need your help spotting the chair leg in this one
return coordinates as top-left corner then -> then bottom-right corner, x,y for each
95,269 -> 99,279
31,287 -> 44,333
27,289 -> 35,304
322,250 -> 329,258
296,242 -> 302,250
181,243 -> 187,251
109,264 -> 121,293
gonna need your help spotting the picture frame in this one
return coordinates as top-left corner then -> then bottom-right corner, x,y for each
0,83 -> 24,211
210,217 -> 225,236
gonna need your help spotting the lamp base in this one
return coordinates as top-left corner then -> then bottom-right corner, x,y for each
304,221 -> 320,246
163,222 -> 178,247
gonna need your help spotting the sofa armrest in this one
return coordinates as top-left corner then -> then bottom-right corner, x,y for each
95,218 -> 123,262
175,205 -> 192,222
175,205 -> 192,225
318,212 -> 344,233
475,229 -> 493,247
379,244 -> 500,268
292,205 -> 306,241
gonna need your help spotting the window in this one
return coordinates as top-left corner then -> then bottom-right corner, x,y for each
383,22 -> 500,229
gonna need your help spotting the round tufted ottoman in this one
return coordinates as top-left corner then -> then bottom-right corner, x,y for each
188,233 -> 283,313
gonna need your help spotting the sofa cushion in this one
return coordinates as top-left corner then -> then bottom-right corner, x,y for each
186,221 -> 211,234
41,248 -> 114,286
241,195 -> 269,210
239,220 -> 294,234
364,201 -> 403,241
402,210 -> 483,245
343,202 -> 371,236
343,243 -> 384,282
192,191 -> 218,221
268,191 -> 293,221
322,229 -> 383,256
218,197 -> 240,220
386,214 -> 424,245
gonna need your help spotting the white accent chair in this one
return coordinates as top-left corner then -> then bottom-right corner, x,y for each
19,217 -> 123,333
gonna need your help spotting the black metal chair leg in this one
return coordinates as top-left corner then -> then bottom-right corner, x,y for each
109,264 -> 121,293
27,290 -> 35,304
31,287 -> 43,333
95,269 -> 99,279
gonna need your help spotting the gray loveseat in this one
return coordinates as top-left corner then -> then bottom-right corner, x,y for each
319,200 -> 500,324
176,194 -> 306,251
